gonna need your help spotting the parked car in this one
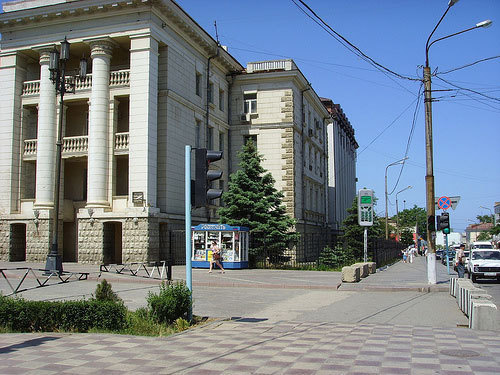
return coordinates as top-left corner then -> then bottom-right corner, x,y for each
470,241 -> 494,250
436,249 -> 443,260
441,250 -> 455,265
467,249 -> 500,282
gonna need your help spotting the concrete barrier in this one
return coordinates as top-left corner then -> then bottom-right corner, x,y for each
367,262 -> 376,274
456,279 -> 474,312
342,266 -> 360,283
467,292 -> 492,318
469,300 -> 499,330
449,277 -> 458,297
353,263 -> 369,278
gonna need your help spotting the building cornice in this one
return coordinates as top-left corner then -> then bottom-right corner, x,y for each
0,0 -> 243,73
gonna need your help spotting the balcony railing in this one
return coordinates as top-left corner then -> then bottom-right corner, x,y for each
22,69 -> 130,96
63,135 -> 88,155
114,132 -> 129,154
23,132 -> 129,159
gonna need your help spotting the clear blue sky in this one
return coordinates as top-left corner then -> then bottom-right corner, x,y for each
178,0 -> 499,232
2,0 -> 498,232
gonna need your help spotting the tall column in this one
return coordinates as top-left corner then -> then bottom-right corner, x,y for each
129,33 -> 158,208
0,51 -> 26,213
86,39 -> 113,208
34,48 -> 57,209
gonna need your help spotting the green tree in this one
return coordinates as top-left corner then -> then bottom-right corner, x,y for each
400,229 -> 415,247
395,205 -> 427,239
477,231 -> 492,241
217,140 -> 299,263
477,214 -> 493,224
340,196 -> 384,260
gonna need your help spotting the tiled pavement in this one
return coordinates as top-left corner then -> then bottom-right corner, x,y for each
1,319 -> 500,375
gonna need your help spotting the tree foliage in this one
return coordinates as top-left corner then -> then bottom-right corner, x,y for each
340,196 -> 384,260
217,140 -> 299,261
393,205 -> 427,239
477,214 -> 493,224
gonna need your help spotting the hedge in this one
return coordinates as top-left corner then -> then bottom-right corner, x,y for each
0,295 -> 127,332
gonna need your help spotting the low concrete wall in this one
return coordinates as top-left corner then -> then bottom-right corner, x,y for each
452,277 -> 499,331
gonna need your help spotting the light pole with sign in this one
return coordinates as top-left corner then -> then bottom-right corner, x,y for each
358,189 -> 374,262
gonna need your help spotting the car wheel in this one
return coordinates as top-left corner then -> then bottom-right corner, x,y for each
471,274 -> 477,283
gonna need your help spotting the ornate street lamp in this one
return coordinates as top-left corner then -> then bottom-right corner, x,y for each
45,37 -> 87,273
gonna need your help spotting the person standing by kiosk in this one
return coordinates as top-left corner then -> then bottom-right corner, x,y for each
209,240 -> 225,274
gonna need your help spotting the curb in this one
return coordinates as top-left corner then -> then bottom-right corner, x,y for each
338,283 -> 449,292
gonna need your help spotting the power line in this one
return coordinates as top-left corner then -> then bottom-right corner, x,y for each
436,55 -> 500,75
291,0 -> 420,82
434,75 -> 500,103
388,82 -> 424,195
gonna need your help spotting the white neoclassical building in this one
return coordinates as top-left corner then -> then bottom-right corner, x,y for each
0,0 -> 357,264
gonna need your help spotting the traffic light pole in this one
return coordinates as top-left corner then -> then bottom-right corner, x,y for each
185,145 -> 193,321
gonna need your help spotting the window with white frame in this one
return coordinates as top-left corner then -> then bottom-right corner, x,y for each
195,120 -> 201,148
207,126 -> 213,149
195,72 -> 202,97
219,131 -> 225,153
208,81 -> 214,104
243,93 -> 257,114
219,89 -> 225,111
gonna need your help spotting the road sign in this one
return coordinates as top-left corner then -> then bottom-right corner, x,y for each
437,196 -> 451,210
435,196 -> 461,211
358,189 -> 374,226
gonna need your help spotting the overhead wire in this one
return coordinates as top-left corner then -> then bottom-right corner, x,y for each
291,0 -> 420,82
436,55 -> 500,75
388,82 -> 424,195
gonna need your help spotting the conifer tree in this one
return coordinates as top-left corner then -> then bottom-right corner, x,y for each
217,140 -> 298,262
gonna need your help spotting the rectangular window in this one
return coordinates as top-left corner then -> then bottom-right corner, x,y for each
195,120 -> 201,148
219,131 -> 224,153
208,82 -> 214,104
219,89 -> 225,111
244,93 -> 257,114
196,73 -> 202,97
207,126 -> 213,149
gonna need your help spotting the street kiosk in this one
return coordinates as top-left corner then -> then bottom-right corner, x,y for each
191,224 -> 249,269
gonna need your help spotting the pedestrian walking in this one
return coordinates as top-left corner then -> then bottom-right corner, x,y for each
402,249 -> 408,263
456,243 -> 466,278
209,240 -> 225,273
409,247 -> 415,263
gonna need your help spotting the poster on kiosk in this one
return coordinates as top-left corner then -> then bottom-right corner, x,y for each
191,224 -> 249,269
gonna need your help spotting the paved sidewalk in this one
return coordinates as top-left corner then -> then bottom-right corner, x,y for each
340,255 -> 453,292
1,320 -> 499,375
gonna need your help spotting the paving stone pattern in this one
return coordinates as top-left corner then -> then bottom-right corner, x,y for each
1,320 -> 500,375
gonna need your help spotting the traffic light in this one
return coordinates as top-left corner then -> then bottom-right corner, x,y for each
437,212 -> 450,234
194,148 -> 223,207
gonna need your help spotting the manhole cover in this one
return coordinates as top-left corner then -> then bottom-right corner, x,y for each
440,349 -> 481,358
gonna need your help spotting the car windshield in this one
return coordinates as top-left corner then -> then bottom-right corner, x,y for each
473,244 -> 493,249
471,251 -> 500,260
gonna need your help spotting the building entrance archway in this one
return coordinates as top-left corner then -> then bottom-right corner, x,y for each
10,223 -> 27,261
103,221 -> 122,264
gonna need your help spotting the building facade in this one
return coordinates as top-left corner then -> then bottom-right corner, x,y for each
322,98 -> 358,231
0,0 -> 358,264
230,60 -> 331,238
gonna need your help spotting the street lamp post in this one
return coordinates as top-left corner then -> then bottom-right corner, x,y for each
480,206 -> 495,226
423,0 -> 491,284
45,37 -> 87,273
385,157 -> 408,240
396,185 -> 412,241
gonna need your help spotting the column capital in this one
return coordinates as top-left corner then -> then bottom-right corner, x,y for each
33,45 -> 56,65
84,37 -> 117,58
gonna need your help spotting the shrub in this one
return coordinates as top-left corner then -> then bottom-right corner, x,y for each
147,282 -> 191,324
93,279 -> 122,304
0,295 -> 127,332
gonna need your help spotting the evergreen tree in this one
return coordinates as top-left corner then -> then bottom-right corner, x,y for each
217,140 -> 298,263
340,196 -> 384,260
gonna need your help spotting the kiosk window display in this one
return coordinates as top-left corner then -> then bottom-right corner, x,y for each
192,224 -> 249,269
